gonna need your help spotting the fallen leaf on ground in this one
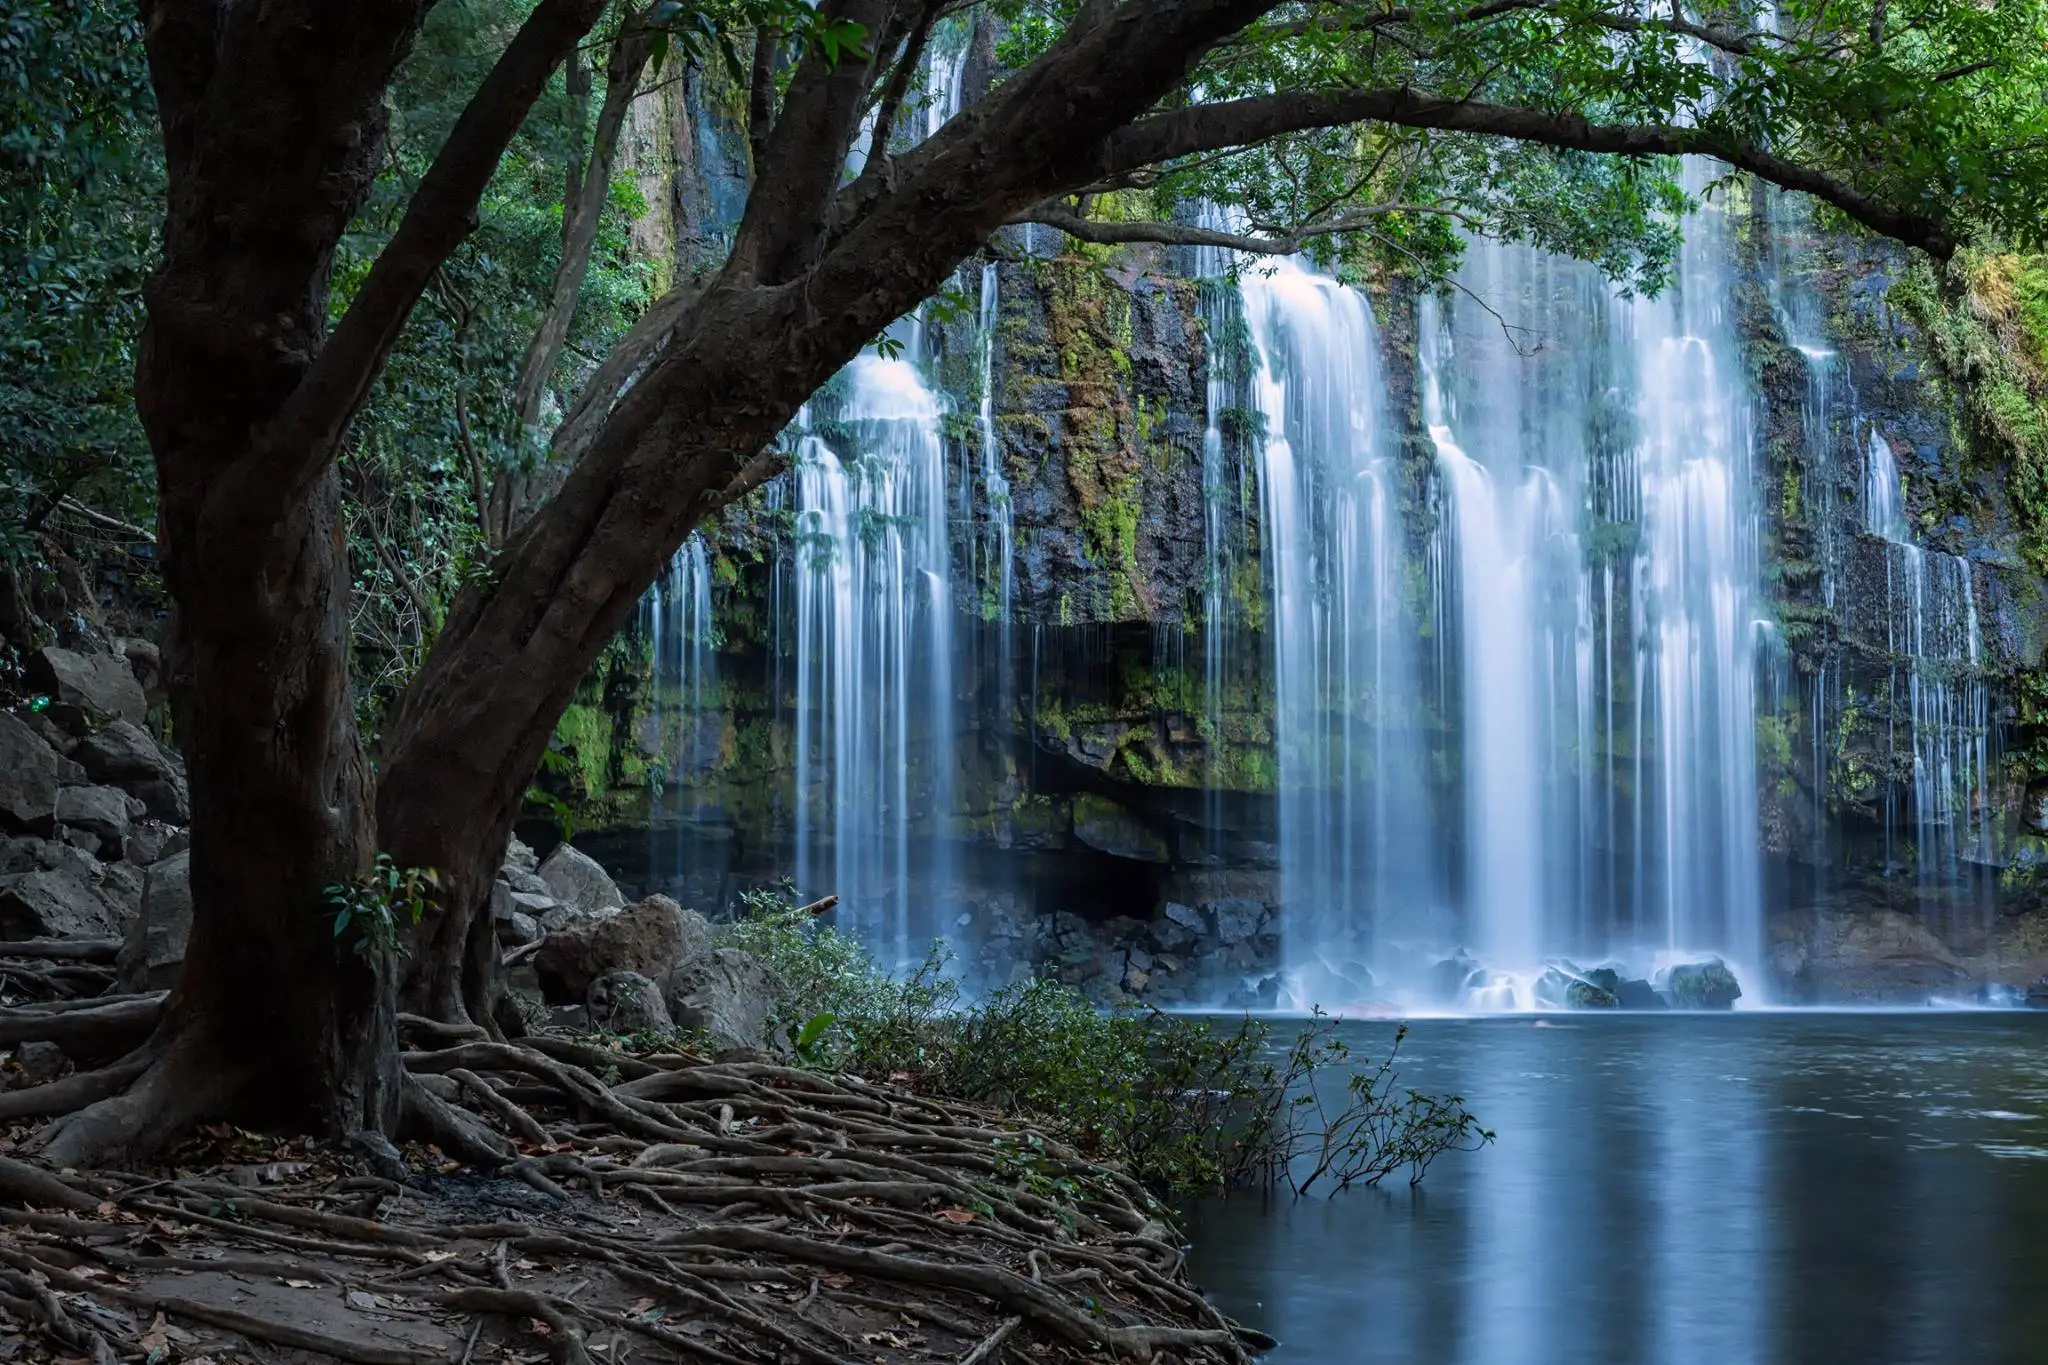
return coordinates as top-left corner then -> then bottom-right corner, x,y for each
344,1290 -> 384,1311
935,1208 -> 975,1224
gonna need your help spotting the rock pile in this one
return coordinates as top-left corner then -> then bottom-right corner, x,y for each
0,647 -> 186,958
488,841 -> 788,1052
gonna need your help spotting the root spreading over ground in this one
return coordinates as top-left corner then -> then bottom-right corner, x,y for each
0,1030 -> 1273,1365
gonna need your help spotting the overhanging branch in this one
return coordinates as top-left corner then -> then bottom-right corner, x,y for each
244,0 -> 610,521
1095,89 -> 1955,258
1016,201 -> 1483,255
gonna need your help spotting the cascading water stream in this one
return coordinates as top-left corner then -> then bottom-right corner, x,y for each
646,535 -> 718,817
1863,431 -> 1991,899
1238,258 -> 1436,1002
792,354 -> 956,969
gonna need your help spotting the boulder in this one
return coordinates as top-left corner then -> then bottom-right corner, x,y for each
536,843 -> 625,918
663,948 -> 785,1053
1614,977 -> 1666,1010
1535,965 -> 1618,1009
26,646 -> 146,733
117,851 -> 191,992
0,869 -> 122,939
96,861 -> 145,921
1431,952 -> 1480,1002
73,721 -> 188,822
1208,897 -> 1267,946
504,836 -> 539,875
0,713 -> 61,833
586,970 -> 674,1035
533,894 -> 707,1001
123,822 -> 179,867
1070,794 -> 1170,862
55,785 -> 131,846
1661,957 -> 1743,1010
0,837 -> 97,882
497,911 -> 541,947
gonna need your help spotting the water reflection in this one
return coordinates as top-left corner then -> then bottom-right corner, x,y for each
1183,1014 -> 2048,1365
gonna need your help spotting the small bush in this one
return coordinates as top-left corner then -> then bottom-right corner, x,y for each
713,891 -> 1492,1197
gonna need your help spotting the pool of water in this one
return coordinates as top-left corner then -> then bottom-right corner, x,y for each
1182,1012 -> 2048,1365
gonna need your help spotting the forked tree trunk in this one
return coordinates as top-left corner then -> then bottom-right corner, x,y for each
40,400 -> 394,1167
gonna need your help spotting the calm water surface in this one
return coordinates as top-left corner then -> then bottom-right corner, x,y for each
1183,1013 -> 2048,1365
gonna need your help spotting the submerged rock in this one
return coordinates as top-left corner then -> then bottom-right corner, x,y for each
1431,953 -> 1480,1003
1535,965 -> 1618,1010
1661,957 -> 1743,1010
1614,977 -> 1666,1010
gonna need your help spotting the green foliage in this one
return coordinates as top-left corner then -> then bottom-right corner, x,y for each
716,892 -> 1491,1196
0,0 -> 159,567
324,854 -> 441,960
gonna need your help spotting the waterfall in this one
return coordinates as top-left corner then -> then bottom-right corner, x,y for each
792,354 -> 957,968
647,535 -> 718,812
1425,258 -> 1597,982
975,264 -> 1014,632
1863,430 -> 1992,896
1239,258 -> 1436,1001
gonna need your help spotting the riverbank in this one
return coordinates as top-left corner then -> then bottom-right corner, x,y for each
0,1033 -> 1272,1364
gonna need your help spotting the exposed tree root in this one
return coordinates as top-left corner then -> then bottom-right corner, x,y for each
0,1031 -> 1271,1364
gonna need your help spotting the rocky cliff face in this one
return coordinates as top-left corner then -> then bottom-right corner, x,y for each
537,186 -> 2048,1005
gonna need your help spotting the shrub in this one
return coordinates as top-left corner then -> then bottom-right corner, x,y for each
712,890 -> 1492,1197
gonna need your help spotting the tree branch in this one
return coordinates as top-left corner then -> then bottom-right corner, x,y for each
850,1 -> 941,201
1094,89 -> 1955,258
1016,201 -> 1482,255
243,0 -> 610,527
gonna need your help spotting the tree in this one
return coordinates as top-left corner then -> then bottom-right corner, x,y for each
28,0 -> 2046,1165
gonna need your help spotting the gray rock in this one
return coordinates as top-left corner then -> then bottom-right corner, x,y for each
123,822 -> 178,867
0,713 -> 60,834
1431,953 -> 1480,1002
1070,793 -> 1170,862
116,850 -> 191,991
1535,965 -> 1618,1010
0,868 -> 122,939
507,870 -> 552,897
10,1041 -> 69,1087
96,861 -> 145,921
55,785 -> 131,846
1207,897 -> 1266,946
57,825 -> 102,858
26,646 -> 146,733
536,843 -> 624,918
587,970 -> 674,1035
0,837 -> 97,881
664,948 -> 786,1052
1615,977 -> 1666,1010
1163,901 -> 1206,932
534,894 -> 708,1002
504,836 -> 539,875
497,911 -> 541,947
72,722 -> 187,823
1660,957 -> 1743,1010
